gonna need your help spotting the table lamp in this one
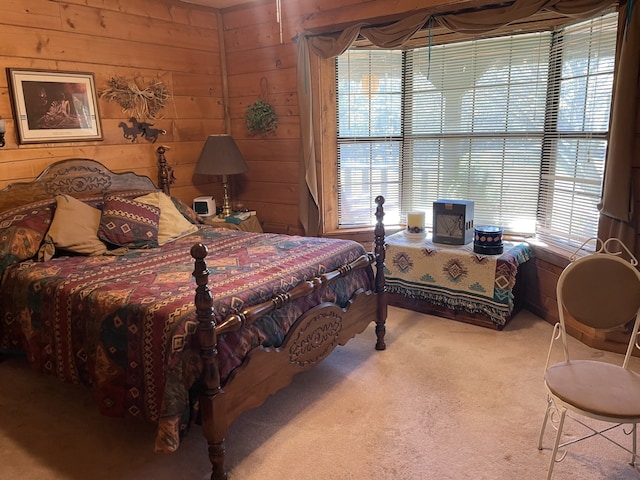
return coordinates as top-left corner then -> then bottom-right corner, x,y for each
195,134 -> 248,217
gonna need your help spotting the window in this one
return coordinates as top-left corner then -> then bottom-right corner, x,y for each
336,12 -> 617,248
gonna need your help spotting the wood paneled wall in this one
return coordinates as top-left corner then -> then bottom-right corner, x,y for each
220,1 -> 299,233
219,0 -> 464,234
0,0 -> 225,213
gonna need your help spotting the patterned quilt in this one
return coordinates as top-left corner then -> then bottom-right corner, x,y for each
0,226 -> 373,451
385,232 -> 533,327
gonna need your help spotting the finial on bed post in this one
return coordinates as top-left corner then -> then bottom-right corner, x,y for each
156,146 -> 175,195
190,243 -> 219,387
374,195 -> 387,351
191,243 -> 227,480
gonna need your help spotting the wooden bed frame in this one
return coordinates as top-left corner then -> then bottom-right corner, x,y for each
0,147 -> 388,480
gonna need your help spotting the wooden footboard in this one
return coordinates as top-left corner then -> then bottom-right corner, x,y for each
191,196 -> 386,480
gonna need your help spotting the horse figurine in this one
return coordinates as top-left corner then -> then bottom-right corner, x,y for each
118,121 -> 139,142
130,117 -> 166,143
141,125 -> 166,143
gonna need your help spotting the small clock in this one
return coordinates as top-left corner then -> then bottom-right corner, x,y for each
433,199 -> 474,245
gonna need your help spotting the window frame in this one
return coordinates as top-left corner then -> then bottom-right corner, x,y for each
317,12 -> 618,247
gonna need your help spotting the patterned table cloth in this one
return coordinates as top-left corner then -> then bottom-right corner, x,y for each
385,231 -> 533,327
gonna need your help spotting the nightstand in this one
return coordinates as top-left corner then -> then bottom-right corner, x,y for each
202,214 -> 263,233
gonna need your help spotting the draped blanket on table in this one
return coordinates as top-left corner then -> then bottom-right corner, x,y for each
385,231 -> 533,327
0,226 -> 373,452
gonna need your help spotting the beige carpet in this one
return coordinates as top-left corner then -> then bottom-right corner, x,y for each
1,307 -> 639,480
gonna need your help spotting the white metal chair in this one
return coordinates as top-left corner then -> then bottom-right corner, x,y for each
538,238 -> 640,479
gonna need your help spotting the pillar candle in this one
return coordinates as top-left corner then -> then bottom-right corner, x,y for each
407,211 -> 425,235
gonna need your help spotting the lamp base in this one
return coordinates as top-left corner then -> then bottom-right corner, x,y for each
219,175 -> 233,217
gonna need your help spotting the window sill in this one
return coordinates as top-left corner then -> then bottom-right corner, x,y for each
325,228 -> 580,270
322,225 -> 403,248
521,236 -> 590,268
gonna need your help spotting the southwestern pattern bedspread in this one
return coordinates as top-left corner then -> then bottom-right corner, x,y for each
0,226 -> 372,452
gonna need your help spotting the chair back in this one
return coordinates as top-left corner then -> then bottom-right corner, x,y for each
558,254 -> 640,330
557,241 -> 640,365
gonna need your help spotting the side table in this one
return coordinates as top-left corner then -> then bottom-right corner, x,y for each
385,231 -> 533,329
202,214 -> 263,233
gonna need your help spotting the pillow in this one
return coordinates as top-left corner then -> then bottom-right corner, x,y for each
170,196 -> 204,224
0,199 -> 55,272
40,194 -> 108,260
71,189 -> 158,211
135,192 -> 199,245
98,195 -> 160,248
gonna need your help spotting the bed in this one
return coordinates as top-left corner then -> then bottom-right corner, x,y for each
0,147 -> 387,480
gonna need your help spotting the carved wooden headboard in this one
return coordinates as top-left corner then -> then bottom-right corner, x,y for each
0,147 -> 172,213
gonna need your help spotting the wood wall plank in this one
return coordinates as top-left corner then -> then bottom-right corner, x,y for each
225,44 -> 297,76
59,0 -> 217,28
59,4 -> 219,52
227,67 -> 296,98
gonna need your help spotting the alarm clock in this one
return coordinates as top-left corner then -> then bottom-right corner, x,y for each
432,199 -> 474,245
192,196 -> 216,217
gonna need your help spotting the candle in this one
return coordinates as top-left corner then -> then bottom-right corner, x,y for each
407,211 -> 425,236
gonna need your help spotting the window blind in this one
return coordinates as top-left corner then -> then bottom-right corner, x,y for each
403,32 -> 551,235
537,14 -> 617,246
335,12 -> 617,248
336,50 -> 403,226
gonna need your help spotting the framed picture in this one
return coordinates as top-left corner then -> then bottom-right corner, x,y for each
7,68 -> 103,144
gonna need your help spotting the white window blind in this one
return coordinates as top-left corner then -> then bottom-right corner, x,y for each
336,50 -> 403,226
403,32 -> 551,235
537,14 -> 617,246
336,12 -> 617,248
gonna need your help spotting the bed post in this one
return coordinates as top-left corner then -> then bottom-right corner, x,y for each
156,146 -> 175,195
374,195 -> 387,351
191,243 -> 228,480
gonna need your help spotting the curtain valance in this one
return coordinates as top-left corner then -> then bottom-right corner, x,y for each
305,0 -> 618,58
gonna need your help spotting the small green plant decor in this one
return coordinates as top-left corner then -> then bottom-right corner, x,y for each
245,99 -> 278,136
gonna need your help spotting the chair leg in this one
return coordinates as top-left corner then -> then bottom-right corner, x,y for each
538,396 -> 552,450
632,423 -> 637,467
546,406 -> 568,480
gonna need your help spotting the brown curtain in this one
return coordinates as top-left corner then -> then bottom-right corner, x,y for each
297,36 -> 320,236
598,1 -> 639,255
297,0 -> 622,235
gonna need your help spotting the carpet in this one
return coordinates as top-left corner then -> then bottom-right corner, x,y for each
0,307 -> 638,479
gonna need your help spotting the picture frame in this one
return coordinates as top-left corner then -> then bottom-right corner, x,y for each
7,68 -> 103,144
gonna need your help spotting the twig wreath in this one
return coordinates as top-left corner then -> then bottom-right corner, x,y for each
100,75 -> 170,120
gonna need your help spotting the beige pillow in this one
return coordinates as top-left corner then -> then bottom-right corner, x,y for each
40,194 -> 107,261
135,191 -> 198,245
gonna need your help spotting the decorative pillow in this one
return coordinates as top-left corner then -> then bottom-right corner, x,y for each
0,199 -> 55,272
98,195 -> 160,248
40,194 -> 108,261
135,191 -> 199,245
74,189 -> 158,211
